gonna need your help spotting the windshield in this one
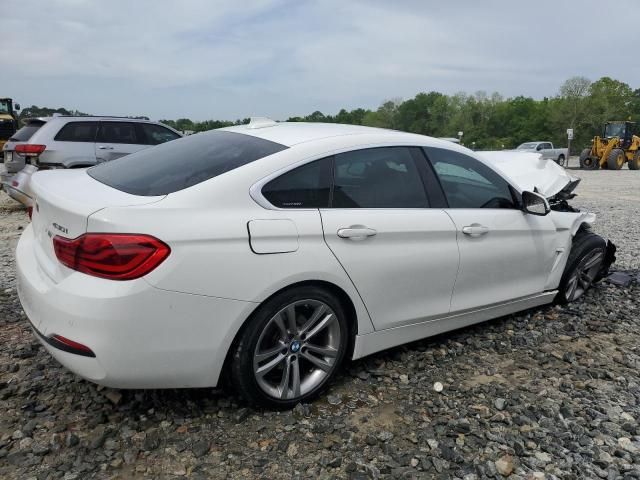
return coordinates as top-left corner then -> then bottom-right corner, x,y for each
604,123 -> 626,138
516,142 -> 538,150
0,100 -> 10,114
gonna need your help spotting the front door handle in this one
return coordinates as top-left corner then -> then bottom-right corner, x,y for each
337,226 -> 377,240
97,146 -> 114,150
462,224 -> 489,236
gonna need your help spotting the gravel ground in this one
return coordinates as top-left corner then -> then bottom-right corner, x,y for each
1,170 -> 639,480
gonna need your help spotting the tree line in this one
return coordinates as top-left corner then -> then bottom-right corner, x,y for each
18,76 -> 640,153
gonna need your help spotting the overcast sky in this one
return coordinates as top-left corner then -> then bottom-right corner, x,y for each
3,0 -> 640,121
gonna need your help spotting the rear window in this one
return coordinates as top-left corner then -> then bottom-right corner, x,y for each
10,121 -> 45,141
55,122 -> 99,142
88,130 -> 288,196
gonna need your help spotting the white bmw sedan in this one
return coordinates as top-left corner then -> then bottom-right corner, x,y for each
16,120 -> 615,408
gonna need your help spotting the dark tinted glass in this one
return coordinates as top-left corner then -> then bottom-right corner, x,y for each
425,147 -> 515,209
140,123 -> 181,145
10,121 -> 45,141
54,122 -> 98,142
97,122 -> 139,144
88,130 -> 288,196
332,147 -> 428,208
262,158 -> 331,208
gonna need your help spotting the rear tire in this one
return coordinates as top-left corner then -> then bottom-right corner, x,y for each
555,231 -> 606,304
629,151 -> 640,170
579,149 -> 599,169
557,154 -> 566,167
230,286 -> 349,409
607,148 -> 625,170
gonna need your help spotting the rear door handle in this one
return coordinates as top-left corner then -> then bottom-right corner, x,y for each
462,224 -> 489,236
97,146 -> 114,150
337,226 -> 377,239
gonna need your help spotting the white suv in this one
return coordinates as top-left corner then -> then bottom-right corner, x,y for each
2,116 -> 182,173
1,116 -> 181,204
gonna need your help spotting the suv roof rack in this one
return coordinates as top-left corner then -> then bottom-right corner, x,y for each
52,115 -> 152,120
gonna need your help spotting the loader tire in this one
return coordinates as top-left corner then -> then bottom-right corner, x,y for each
579,149 -> 598,169
629,151 -> 640,170
607,148 -> 625,170
579,148 -> 590,165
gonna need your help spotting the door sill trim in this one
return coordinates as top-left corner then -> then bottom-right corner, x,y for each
352,291 -> 556,359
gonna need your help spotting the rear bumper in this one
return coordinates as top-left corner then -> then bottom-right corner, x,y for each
16,224 -> 256,389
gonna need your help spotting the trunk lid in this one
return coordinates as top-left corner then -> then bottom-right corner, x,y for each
29,169 -> 165,283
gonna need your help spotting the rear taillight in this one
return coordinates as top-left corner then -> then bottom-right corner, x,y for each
15,144 -> 46,156
53,233 -> 170,280
27,206 -> 33,220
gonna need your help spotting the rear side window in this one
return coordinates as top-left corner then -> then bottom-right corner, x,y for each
10,121 -> 45,141
139,123 -> 181,145
332,147 -> 429,208
88,130 -> 288,196
97,122 -> 139,144
54,122 -> 98,142
262,158 -> 332,208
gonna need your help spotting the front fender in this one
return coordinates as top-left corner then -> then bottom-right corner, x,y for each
543,211 -> 596,290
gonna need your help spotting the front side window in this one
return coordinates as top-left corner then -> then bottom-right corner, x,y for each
140,123 -> 181,145
97,122 -> 139,144
54,122 -> 98,142
332,147 -> 429,208
425,147 -> 515,209
262,158 -> 332,208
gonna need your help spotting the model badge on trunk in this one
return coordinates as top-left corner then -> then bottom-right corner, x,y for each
52,223 -> 68,235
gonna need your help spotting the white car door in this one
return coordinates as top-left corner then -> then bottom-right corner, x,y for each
424,147 -> 557,312
95,121 -> 147,163
319,147 -> 460,330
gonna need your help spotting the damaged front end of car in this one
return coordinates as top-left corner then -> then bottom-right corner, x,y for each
478,150 -> 617,281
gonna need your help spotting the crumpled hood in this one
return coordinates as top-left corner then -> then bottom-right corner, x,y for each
477,151 -> 579,198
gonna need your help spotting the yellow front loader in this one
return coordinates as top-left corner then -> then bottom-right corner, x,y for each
0,98 -> 21,155
579,121 -> 640,170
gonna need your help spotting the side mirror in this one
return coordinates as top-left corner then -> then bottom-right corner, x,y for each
14,103 -> 20,111
522,191 -> 550,216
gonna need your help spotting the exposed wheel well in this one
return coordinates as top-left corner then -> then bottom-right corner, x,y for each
219,280 -> 358,389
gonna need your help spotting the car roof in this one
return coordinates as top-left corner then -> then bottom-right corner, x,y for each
221,121 -> 452,148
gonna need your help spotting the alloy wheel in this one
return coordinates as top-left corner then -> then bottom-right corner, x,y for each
564,249 -> 604,301
253,299 -> 341,400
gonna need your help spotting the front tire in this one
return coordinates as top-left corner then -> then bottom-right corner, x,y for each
607,148 -> 625,170
230,286 -> 349,408
555,231 -> 606,304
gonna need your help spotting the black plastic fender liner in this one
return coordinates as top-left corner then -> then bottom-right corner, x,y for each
596,240 -> 617,282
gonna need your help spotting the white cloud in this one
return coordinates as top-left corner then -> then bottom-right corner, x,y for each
2,0 -> 639,120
